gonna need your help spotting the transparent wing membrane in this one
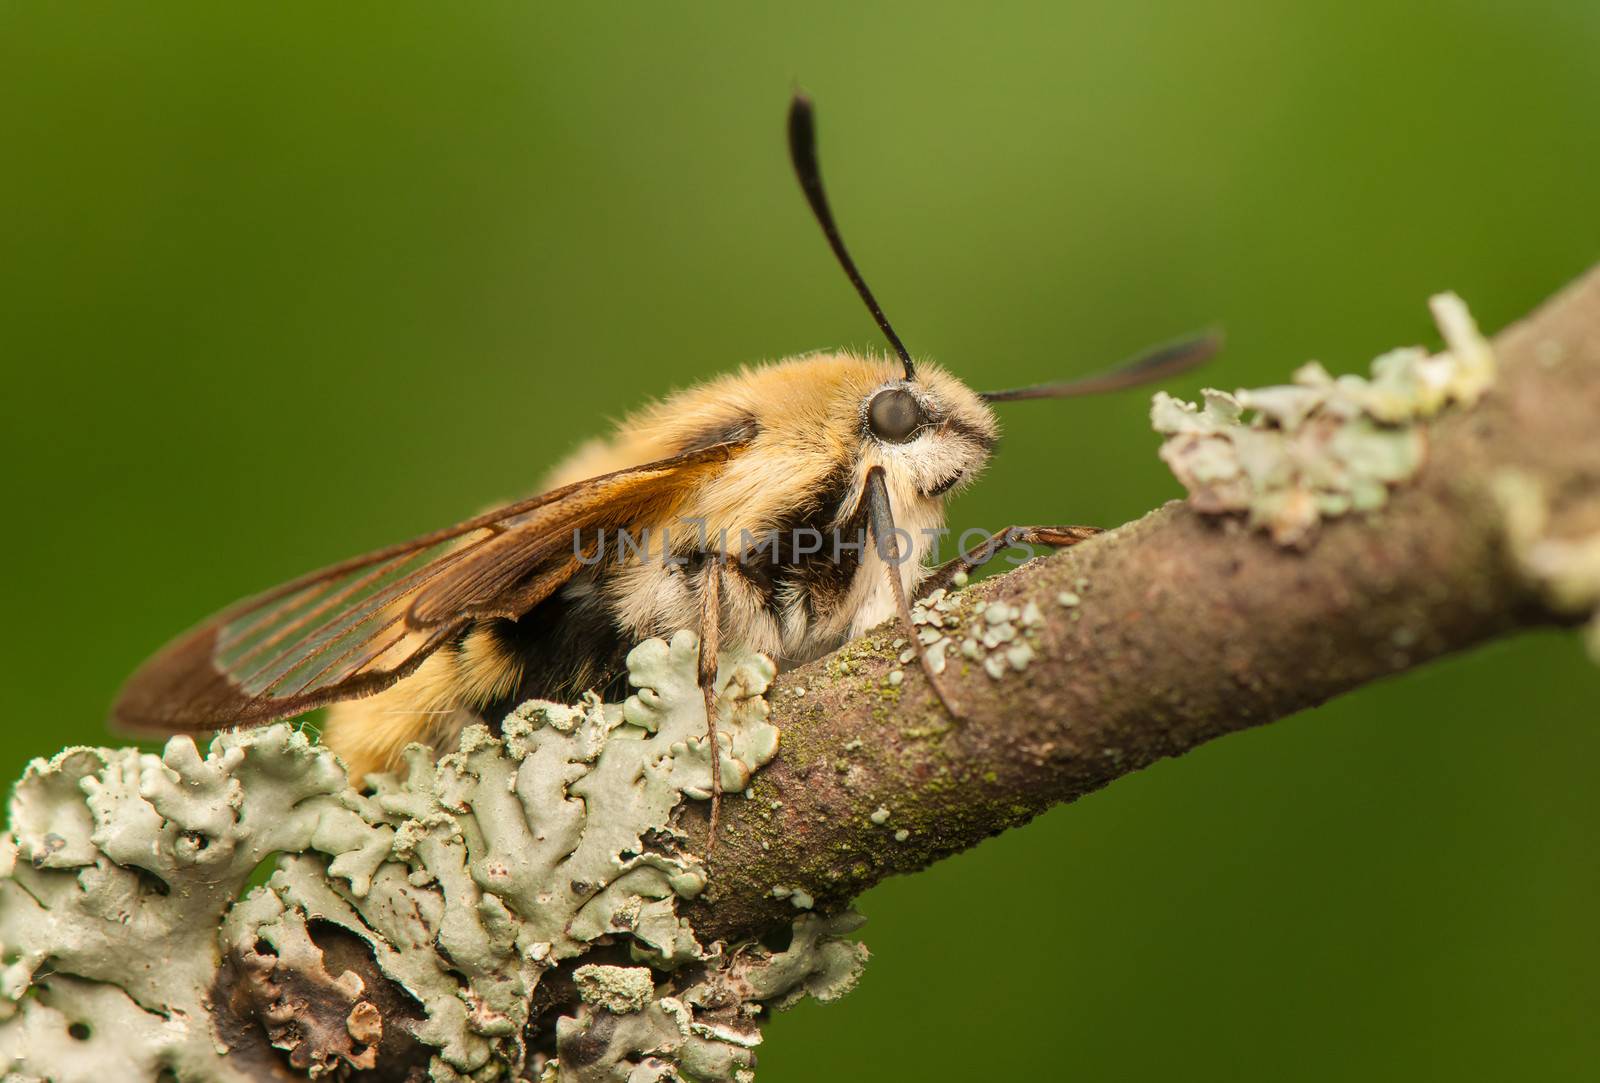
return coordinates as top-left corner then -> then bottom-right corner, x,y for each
216,532 -> 491,697
112,443 -> 743,734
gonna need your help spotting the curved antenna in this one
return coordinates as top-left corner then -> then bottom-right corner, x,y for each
788,93 -> 916,380
979,330 -> 1222,403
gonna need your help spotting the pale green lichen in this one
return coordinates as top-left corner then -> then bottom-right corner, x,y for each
1153,292 -> 1496,546
935,598 -> 1047,683
0,631 -> 865,1082
574,965 -> 657,1016
768,884 -> 818,911
545,911 -> 865,1083
1494,471 -> 1600,663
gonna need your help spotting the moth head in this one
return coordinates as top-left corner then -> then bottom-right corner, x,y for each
852,362 -> 996,500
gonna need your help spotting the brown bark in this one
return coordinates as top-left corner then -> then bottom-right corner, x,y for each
685,263 -> 1600,943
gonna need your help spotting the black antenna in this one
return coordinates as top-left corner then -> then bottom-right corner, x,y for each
788,93 -> 916,380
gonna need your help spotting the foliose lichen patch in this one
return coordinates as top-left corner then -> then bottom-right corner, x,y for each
0,631 -> 865,1082
1152,292 -> 1496,546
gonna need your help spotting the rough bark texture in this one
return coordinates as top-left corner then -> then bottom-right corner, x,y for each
684,264 -> 1600,943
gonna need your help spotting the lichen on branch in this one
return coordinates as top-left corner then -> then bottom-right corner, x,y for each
0,632 -> 862,1082
686,266 -> 1600,943
1152,292 -> 1496,546
4,265 -> 1600,1082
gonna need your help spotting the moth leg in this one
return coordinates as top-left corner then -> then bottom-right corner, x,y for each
697,551 -> 726,858
863,467 -> 964,719
917,524 -> 1101,600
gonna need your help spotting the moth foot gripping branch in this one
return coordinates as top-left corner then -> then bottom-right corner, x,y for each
0,631 -> 866,1082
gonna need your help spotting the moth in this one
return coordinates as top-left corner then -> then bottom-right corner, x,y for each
114,95 -> 1216,846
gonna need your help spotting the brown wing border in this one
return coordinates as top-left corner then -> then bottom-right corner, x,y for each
111,442 -> 743,734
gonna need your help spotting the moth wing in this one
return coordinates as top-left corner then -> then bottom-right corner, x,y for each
112,443 -> 741,735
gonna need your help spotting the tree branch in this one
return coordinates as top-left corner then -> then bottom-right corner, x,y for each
689,264 -> 1600,942
4,267 -> 1598,1081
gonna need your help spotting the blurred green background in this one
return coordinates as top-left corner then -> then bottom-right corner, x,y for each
3,2 -> 1598,1079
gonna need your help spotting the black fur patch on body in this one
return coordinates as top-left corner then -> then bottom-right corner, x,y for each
728,467 -> 867,625
473,586 -> 632,724
472,468 -> 871,724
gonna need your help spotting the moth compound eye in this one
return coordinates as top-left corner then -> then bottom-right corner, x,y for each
867,388 -> 923,442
